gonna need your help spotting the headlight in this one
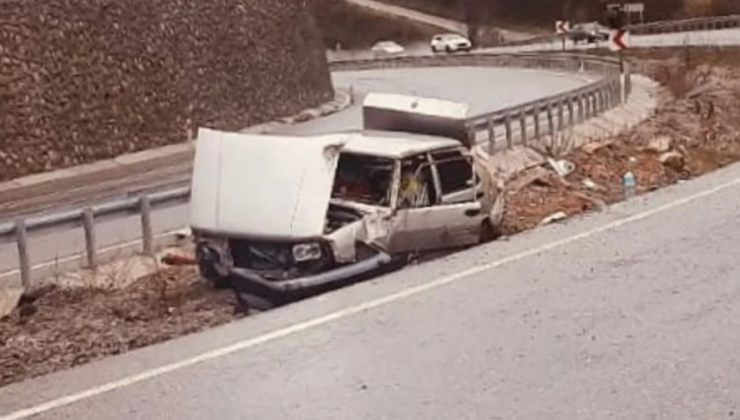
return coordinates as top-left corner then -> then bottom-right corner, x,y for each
292,243 -> 322,262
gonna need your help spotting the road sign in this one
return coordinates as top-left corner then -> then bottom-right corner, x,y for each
555,20 -> 571,35
623,2 -> 644,13
609,29 -> 629,51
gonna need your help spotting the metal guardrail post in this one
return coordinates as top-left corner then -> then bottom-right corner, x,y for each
558,100 -> 565,130
504,114 -> 513,148
140,196 -> 153,255
519,110 -> 527,146
82,208 -> 97,269
567,98 -> 574,127
15,219 -> 32,291
533,105 -> 541,140
589,92 -> 596,118
547,103 -> 555,135
487,119 -> 496,155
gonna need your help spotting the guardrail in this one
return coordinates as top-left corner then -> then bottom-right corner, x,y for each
330,52 -> 625,154
628,14 -> 740,35
498,14 -> 740,48
0,51 -> 627,291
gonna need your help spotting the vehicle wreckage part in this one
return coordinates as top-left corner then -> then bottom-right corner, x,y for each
229,250 -> 392,293
292,242 -> 323,262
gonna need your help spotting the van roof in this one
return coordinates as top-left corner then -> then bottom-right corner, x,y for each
318,130 -> 463,159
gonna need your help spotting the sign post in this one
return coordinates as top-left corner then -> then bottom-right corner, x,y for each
555,20 -> 570,51
605,4 -> 630,103
609,29 -> 630,102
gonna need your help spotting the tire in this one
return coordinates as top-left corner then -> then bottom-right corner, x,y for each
235,291 -> 277,313
479,219 -> 502,244
445,45 -> 452,53
431,45 -> 437,53
197,260 -> 231,289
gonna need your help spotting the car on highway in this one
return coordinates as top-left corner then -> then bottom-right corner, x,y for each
567,22 -> 610,44
189,93 -> 505,310
370,40 -> 405,55
430,33 -> 472,53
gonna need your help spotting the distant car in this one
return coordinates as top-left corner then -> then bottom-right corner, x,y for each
568,22 -> 609,44
370,40 -> 405,55
430,33 -> 472,53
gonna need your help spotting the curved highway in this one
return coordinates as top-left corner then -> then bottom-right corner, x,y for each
0,65 -> 593,287
278,66 -> 596,135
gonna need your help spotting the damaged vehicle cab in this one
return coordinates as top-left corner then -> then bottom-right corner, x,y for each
189,93 -> 505,307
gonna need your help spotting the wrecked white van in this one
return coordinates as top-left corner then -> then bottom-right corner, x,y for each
189,93 -> 505,308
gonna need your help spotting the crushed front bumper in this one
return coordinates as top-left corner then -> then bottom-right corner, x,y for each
229,252 -> 393,302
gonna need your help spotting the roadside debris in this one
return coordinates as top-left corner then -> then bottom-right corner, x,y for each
161,252 -> 197,266
546,157 -> 576,177
539,211 -> 568,225
503,58 -> 740,235
0,288 -> 23,319
0,267 -> 241,388
646,135 -> 672,153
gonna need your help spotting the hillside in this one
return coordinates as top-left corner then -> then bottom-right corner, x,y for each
0,0 -> 333,182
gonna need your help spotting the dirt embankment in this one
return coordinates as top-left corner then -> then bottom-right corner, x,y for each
0,0 -> 333,182
503,48 -> 740,233
4,48 -> 740,389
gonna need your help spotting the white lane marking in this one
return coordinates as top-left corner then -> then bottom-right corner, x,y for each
3,175 -> 740,420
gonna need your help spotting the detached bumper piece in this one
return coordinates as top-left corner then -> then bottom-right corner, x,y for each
228,251 -> 393,308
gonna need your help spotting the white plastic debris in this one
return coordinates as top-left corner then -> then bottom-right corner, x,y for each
539,211 -> 568,226
546,157 -> 576,177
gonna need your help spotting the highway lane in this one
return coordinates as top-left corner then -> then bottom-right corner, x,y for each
0,66 -> 592,287
3,148 -> 740,420
485,27 -> 740,54
277,66 -> 596,135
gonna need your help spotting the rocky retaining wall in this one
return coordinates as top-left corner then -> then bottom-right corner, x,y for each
0,0 -> 333,181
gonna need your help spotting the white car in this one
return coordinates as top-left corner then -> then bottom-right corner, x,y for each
430,33 -> 472,53
370,40 -> 405,55
189,93 -> 505,310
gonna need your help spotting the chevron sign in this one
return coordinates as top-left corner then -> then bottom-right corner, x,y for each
555,20 -> 571,35
609,29 -> 629,51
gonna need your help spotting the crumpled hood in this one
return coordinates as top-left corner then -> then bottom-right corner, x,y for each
190,128 -> 347,239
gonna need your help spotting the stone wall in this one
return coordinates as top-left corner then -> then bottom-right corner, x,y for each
0,0 -> 333,181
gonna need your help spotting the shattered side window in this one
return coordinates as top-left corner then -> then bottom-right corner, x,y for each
397,155 -> 437,209
332,152 -> 395,207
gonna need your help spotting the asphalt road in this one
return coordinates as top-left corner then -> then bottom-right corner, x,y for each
3,149 -> 740,420
277,66 -> 595,135
0,66 -> 591,287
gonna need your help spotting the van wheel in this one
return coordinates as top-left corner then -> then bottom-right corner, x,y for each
479,220 -> 501,244
235,291 -> 277,313
445,45 -> 452,53
198,262 -> 231,289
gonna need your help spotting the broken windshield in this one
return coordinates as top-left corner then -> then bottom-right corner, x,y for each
332,152 -> 394,207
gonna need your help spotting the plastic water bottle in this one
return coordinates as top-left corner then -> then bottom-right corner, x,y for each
622,171 -> 636,198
